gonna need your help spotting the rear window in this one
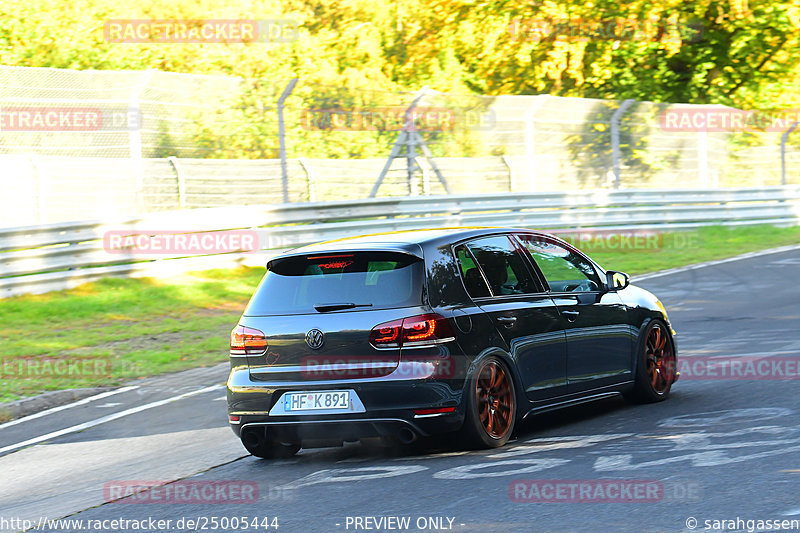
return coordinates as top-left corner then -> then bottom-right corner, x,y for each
244,252 -> 425,315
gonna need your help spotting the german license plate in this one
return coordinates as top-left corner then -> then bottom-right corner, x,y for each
284,390 -> 350,412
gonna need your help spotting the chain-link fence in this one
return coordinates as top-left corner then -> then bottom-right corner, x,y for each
1,65 -> 799,226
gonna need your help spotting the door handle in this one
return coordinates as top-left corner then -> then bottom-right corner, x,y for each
561,310 -> 579,322
496,316 -> 517,327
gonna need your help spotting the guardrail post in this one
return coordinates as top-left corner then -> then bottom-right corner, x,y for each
611,99 -> 635,189
781,121 -> 798,185
278,78 -> 299,203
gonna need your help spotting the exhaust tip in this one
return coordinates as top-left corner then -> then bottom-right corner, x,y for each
241,426 -> 264,448
396,427 -> 417,444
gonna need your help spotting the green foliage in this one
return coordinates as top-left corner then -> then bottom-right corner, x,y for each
1,0 -> 799,158
4,0 -> 797,104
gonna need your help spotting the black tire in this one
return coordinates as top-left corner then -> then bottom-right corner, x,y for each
625,319 -> 677,404
241,427 -> 300,459
459,356 -> 517,449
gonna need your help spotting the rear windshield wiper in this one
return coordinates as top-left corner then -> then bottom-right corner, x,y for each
314,302 -> 373,313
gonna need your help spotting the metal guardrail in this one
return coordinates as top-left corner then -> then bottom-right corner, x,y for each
2,186 -> 799,298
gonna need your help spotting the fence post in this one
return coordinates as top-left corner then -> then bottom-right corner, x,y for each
781,121 -> 798,185
611,99 -> 635,189
297,157 -> 316,202
407,124 -> 419,195
501,155 -> 515,192
415,156 -> 431,195
278,78 -> 299,203
372,88 -> 450,197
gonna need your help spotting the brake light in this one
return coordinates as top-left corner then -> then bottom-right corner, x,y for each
230,325 -> 268,356
308,254 -> 355,270
404,316 -> 438,343
368,319 -> 403,348
370,314 -> 456,348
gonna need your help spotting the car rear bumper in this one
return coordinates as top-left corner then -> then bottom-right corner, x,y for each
226,365 -> 465,444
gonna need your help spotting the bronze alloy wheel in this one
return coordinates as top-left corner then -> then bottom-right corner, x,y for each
475,359 -> 515,439
645,322 -> 676,395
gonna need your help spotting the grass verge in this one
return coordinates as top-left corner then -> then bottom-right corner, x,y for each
1,224 -> 798,404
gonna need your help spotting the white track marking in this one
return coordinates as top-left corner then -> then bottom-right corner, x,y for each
659,408 -> 794,428
595,443 -> 800,471
433,458 -> 570,479
0,386 -> 139,430
635,243 -> 800,282
0,384 -> 223,456
487,433 -> 634,459
279,465 -> 428,489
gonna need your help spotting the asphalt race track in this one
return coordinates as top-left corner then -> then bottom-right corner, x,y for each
2,247 -> 800,533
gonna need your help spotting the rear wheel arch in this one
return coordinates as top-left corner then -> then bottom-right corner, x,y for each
463,348 -> 526,410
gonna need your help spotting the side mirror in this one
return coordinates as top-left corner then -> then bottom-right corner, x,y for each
606,270 -> 630,291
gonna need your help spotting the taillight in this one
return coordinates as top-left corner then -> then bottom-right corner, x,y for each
230,325 -> 268,356
370,314 -> 456,348
403,316 -> 439,343
369,318 -> 403,348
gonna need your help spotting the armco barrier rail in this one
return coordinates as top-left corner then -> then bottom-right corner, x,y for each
1,186 -> 799,298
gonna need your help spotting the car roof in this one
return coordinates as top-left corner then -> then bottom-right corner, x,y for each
271,227 -> 545,262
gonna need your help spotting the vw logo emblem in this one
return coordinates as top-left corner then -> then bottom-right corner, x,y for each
305,329 -> 324,350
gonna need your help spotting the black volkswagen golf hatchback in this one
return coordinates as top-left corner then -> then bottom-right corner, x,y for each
227,228 -> 678,458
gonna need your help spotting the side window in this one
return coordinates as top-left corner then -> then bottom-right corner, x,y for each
463,236 -> 538,296
518,235 -> 602,292
454,244 -> 490,298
